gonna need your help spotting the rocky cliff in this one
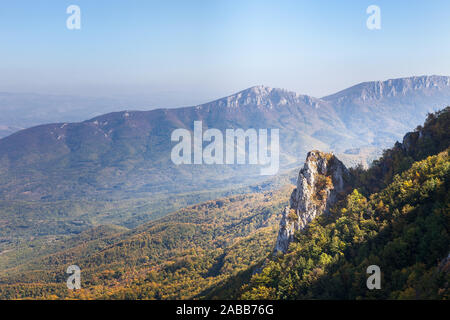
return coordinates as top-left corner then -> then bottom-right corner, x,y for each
275,151 -> 350,253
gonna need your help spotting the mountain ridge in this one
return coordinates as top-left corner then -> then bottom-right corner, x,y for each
326,75 -> 448,98
3,75 -> 449,139
0,76 -> 449,202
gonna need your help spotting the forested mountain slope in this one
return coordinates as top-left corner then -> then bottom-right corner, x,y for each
0,108 -> 448,300
0,186 -> 293,299
210,107 -> 450,299
0,76 -> 447,258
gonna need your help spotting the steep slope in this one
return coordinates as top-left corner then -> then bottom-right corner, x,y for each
241,150 -> 449,299
215,107 -> 450,300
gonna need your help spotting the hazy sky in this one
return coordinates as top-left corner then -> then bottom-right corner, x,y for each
1,0 -> 450,108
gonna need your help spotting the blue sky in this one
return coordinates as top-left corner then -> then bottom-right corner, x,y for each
1,0 -> 450,107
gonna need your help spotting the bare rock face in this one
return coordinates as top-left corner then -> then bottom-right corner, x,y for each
275,150 -> 350,254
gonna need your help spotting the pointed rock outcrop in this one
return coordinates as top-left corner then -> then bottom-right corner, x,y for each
275,151 -> 350,253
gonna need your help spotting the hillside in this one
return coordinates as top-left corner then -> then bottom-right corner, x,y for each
0,76 -> 447,255
0,186 -> 294,299
0,107 -> 448,300
211,107 -> 450,299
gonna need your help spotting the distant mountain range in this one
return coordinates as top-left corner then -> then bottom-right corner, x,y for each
0,75 -> 449,202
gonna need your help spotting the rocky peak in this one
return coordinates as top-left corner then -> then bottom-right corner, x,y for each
198,85 -> 322,110
275,151 -> 350,254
